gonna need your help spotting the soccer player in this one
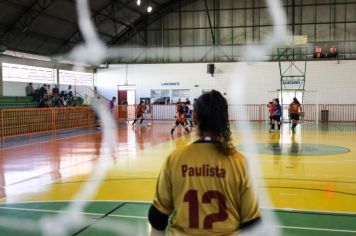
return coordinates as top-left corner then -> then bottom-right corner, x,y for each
171,106 -> 190,135
267,101 -> 274,126
149,90 -> 261,235
289,97 -> 302,133
132,101 -> 146,126
186,109 -> 194,127
271,98 -> 282,132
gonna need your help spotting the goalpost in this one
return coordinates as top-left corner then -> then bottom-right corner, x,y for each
266,90 -> 320,123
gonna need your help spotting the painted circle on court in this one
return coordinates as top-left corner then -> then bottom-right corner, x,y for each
237,143 -> 350,156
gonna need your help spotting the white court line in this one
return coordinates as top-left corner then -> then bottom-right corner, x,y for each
0,130 -> 100,151
260,159 -> 356,163
0,206 -> 147,219
261,207 -> 356,216
274,225 -> 356,233
0,199 -> 152,204
0,206 -> 355,233
2,201 -> 356,216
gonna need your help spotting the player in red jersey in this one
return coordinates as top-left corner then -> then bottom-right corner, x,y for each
289,97 -> 302,133
171,106 -> 190,135
267,101 -> 274,126
132,101 -> 146,126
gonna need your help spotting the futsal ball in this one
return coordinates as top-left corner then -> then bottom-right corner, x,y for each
147,123 -> 152,126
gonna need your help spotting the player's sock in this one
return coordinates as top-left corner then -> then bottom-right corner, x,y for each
292,124 -> 296,133
278,124 -> 281,130
171,128 -> 174,135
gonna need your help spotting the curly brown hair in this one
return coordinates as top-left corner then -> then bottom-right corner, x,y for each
194,90 -> 236,156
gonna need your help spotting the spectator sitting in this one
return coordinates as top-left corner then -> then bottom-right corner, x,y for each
83,94 -> 91,106
40,91 -> 51,108
66,91 -> 76,106
39,84 -> 47,99
185,97 -> 191,105
51,91 -> 62,107
47,85 -> 52,96
26,83 -> 35,96
52,85 -> 59,95
61,97 -> 67,106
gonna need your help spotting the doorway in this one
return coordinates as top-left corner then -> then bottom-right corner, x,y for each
280,91 -> 303,121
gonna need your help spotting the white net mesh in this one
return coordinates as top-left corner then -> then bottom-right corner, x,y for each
0,0 -> 292,235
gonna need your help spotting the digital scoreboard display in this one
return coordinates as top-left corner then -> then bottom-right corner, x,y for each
313,43 -> 338,59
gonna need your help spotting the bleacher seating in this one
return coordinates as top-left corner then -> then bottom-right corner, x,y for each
0,96 -> 85,109
0,96 -> 39,109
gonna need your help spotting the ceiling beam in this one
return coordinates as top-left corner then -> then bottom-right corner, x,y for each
66,0 -> 133,27
109,0 -> 199,45
54,0 -> 136,54
0,23 -> 67,43
114,0 -> 144,17
0,0 -> 57,40
113,0 -> 147,43
1,0 -> 114,41
0,22 -> 68,55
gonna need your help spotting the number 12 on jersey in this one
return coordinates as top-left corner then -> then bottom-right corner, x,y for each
183,190 -> 228,229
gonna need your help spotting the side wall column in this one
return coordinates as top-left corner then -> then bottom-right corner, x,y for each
0,59 -> 3,96
56,65 -> 60,87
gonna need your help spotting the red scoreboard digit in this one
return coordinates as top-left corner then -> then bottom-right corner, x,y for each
313,43 -> 338,59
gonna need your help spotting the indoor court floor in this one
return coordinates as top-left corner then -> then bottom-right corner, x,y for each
0,121 -> 355,235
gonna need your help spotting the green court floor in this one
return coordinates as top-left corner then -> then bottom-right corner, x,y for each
0,201 -> 355,236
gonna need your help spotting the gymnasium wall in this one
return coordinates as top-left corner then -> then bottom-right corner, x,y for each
95,60 -> 356,105
0,55 -> 93,97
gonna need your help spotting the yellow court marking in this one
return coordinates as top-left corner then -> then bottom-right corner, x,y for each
3,124 -> 356,214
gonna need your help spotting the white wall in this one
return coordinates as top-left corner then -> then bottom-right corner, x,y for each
94,65 -> 129,102
94,60 -> 356,105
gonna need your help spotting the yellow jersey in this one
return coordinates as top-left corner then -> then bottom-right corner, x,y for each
153,141 -> 261,236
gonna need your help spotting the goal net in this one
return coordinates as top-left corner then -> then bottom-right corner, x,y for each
266,90 -> 320,123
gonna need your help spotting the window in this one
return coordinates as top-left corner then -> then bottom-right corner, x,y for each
151,89 -> 190,104
2,63 -> 55,84
59,70 -> 93,86
172,89 -> 190,103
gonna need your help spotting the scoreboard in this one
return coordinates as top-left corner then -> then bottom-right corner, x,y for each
313,43 -> 338,59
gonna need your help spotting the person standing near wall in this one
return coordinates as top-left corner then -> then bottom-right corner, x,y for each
109,97 -> 116,114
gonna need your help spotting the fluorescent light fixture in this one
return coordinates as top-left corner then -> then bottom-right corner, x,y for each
136,0 -> 141,6
147,6 -> 152,13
